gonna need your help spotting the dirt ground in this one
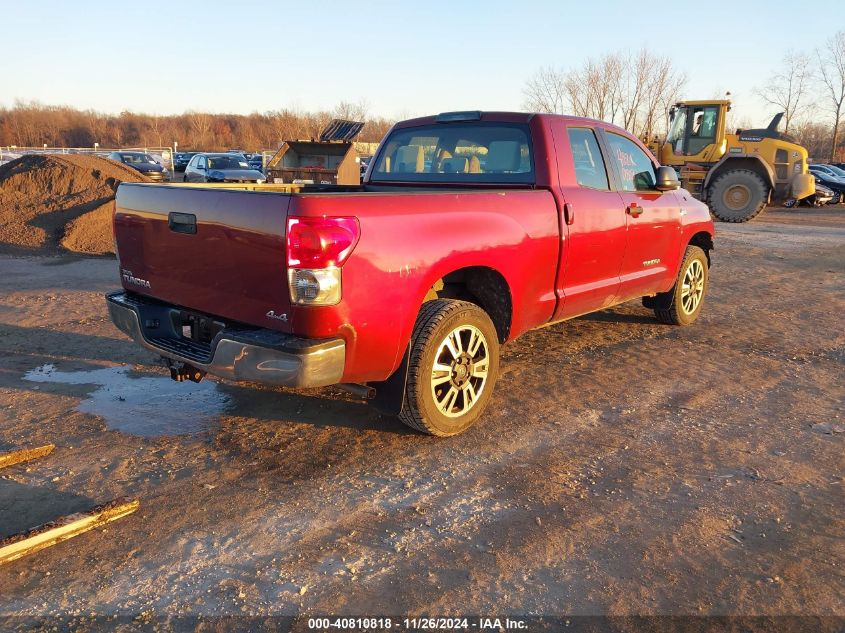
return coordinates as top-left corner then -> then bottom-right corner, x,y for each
0,207 -> 843,631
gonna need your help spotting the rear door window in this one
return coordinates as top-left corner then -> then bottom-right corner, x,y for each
567,128 -> 609,190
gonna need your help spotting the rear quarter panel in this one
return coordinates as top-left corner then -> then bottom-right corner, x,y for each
287,190 -> 560,383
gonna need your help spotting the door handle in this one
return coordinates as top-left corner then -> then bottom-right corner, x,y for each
168,212 -> 197,234
626,203 -> 643,218
564,202 -> 575,226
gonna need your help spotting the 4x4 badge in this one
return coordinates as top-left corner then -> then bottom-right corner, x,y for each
266,310 -> 288,322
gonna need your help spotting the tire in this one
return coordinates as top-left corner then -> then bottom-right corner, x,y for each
707,169 -> 769,222
399,299 -> 500,436
654,246 -> 709,326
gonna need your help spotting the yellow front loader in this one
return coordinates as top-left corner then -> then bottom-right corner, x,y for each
649,100 -> 815,222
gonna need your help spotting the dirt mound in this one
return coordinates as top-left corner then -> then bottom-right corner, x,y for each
0,154 -> 150,255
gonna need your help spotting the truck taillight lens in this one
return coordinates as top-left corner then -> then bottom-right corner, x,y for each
286,216 -> 360,268
286,216 -> 359,306
111,201 -> 120,261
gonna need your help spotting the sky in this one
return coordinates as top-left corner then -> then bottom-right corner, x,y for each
1,0 -> 842,127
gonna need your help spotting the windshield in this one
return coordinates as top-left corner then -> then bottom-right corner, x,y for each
121,153 -> 157,164
370,123 -> 534,184
207,156 -> 250,169
824,165 -> 845,178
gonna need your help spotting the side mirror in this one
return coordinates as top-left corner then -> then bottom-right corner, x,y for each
655,165 -> 681,191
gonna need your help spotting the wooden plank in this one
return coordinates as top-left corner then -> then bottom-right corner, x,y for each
0,498 -> 139,565
169,182 -> 301,192
0,444 -> 55,470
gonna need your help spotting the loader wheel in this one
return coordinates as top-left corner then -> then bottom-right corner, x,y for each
399,299 -> 499,436
653,245 -> 709,326
708,169 -> 769,222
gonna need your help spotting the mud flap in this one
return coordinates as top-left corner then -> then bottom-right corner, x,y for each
369,347 -> 410,417
642,292 -> 672,310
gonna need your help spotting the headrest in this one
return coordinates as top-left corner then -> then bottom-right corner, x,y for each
395,145 -> 424,172
486,141 -> 521,172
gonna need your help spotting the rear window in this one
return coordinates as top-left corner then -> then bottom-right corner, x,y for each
370,123 -> 534,184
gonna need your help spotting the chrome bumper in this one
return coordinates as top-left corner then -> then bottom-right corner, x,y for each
105,291 -> 345,388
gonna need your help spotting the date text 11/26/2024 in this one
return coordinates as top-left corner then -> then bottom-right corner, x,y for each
307,617 -> 528,630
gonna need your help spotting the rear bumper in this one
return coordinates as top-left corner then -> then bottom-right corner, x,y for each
105,291 -> 345,388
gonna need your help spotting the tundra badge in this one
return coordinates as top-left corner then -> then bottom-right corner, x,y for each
266,310 -> 288,322
121,269 -> 151,289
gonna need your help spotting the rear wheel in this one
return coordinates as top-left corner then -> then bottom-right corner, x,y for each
708,169 -> 769,222
399,300 -> 499,436
654,246 -> 709,326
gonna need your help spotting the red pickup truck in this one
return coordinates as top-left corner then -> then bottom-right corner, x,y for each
107,111 -> 714,436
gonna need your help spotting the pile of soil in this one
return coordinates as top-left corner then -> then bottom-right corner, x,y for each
0,154 -> 150,255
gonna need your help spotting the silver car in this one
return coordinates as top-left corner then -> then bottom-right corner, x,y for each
183,153 -> 266,183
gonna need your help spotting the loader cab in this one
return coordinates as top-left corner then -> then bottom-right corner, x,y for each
661,101 -> 730,166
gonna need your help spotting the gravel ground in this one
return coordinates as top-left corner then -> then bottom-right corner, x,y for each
0,207 -> 843,631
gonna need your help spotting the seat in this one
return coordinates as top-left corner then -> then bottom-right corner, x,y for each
395,145 -> 424,173
432,149 -> 452,172
440,157 -> 468,173
485,141 -> 521,172
468,155 -> 482,173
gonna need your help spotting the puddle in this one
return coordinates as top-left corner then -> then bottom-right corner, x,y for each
24,364 -> 229,437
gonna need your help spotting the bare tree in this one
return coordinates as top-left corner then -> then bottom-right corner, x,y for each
523,48 -> 685,139
755,51 -> 811,134
187,111 -> 212,148
818,31 -> 845,160
522,66 -> 568,113
332,100 -> 369,122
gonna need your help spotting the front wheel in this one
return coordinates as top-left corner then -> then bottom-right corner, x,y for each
399,299 -> 499,436
707,169 -> 769,222
654,246 -> 709,326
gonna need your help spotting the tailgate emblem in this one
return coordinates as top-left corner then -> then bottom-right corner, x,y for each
121,269 -> 151,289
266,310 -> 288,322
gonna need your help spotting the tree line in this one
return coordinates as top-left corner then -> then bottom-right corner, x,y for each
0,100 -> 395,151
523,32 -> 845,162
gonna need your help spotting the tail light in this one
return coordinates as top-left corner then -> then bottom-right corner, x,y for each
286,216 -> 360,305
111,201 -> 120,261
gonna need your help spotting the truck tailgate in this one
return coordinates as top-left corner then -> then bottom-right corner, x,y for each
114,184 -> 293,332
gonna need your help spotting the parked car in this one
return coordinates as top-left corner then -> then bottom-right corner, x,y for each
107,111 -> 714,436
807,182 -> 835,206
247,154 -> 264,172
807,166 -> 845,203
174,152 -> 198,172
182,153 -> 266,183
811,163 -> 845,180
108,151 -> 169,182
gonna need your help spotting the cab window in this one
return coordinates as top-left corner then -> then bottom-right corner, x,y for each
606,133 -> 656,192
567,128 -> 610,190
687,106 -> 719,155
371,123 -> 534,184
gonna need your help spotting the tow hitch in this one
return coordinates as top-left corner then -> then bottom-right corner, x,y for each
163,357 -> 206,383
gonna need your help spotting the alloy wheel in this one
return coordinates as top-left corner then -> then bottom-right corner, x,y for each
429,324 -> 490,418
